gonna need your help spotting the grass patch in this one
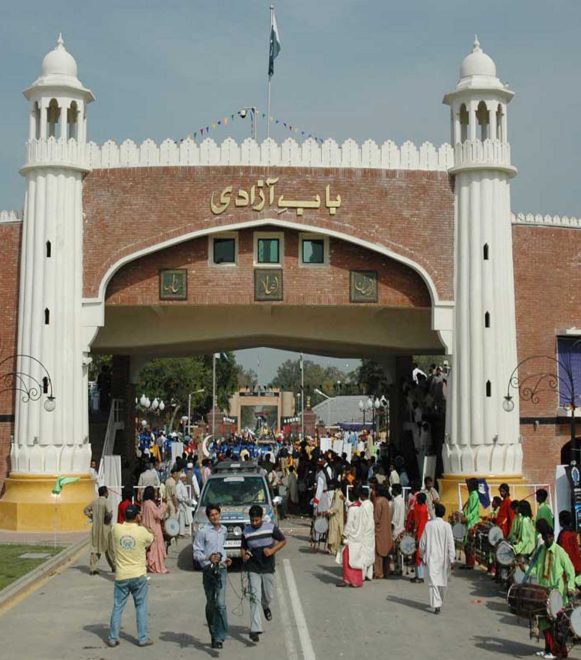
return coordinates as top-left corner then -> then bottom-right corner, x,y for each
0,544 -> 63,591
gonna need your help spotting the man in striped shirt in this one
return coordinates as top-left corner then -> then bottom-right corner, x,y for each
241,505 -> 286,643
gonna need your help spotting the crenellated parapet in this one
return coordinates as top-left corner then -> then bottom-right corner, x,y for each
0,210 -> 22,223
23,136 -> 455,172
511,212 -> 581,229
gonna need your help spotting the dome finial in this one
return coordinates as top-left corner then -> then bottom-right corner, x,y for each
473,35 -> 481,51
57,33 -> 64,48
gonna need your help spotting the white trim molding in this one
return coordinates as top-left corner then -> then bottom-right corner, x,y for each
511,212 -> 581,229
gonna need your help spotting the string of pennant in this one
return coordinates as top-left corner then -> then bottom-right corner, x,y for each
190,109 -> 325,143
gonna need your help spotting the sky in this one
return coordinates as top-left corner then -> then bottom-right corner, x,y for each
1,1 -> 580,380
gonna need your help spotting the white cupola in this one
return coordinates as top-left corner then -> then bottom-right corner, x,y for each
444,37 -> 513,146
23,34 -> 94,143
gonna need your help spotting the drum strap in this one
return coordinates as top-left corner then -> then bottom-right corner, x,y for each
523,546 -> 542,583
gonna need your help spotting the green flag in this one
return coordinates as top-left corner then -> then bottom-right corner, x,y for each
268,10 -> 281,78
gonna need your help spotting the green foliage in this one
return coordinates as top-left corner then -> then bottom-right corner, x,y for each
88,354 -> 112,381
355,359 -> 392,396
136,353 -> 240,424
270,359 -> 356,405
238,367 -> 258,388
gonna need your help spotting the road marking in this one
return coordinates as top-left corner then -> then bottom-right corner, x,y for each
283,558 -> 316,660
275,570 -> 299,660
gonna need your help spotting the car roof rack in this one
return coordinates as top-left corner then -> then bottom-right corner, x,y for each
213,460 -> 261,473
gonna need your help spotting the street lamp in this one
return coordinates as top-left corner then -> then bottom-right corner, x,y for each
503,340 -> 581,465
0,352 -> 56,412
187,388 -> 205,437
239,107 -> 258,140
314,388 -> 331,427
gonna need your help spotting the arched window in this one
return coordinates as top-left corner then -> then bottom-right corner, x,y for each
485,312 -> 491,328
46,241 -> 51,258
47,99 -> 60,138
486,380 -> 492,397
44,308 -> 50,325
483,243 -> 489,260
476,101 -> 489,140
496,104 -> 504,141
33,102 -> 41,140
459,104 -> 469,142
67,101 -> 78,140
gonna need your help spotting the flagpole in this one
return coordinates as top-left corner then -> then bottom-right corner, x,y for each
267,4 -> 274,141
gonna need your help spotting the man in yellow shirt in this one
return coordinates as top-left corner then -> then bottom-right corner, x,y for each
107,505 -> 154,648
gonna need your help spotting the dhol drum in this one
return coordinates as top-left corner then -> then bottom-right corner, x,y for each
487,525 -> 504,547
513,567 -> 526,585
569,606 -> 581,638
507,583 -> 551,617
163,517 -> 180,538
548,589 -> 564,620
473,522 -> 495,565
398,533 -> 417,557
452,523 -> 467,550
312,515 -> 329,542
496,540 -> 516,567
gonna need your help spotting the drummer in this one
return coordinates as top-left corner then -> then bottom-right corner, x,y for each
557,510 -> 581,582
532,520 -> 575,659
513,500 -> 536,562
508,500 -> 521,543
496,483 -> 515,539
462,478 -> 481,570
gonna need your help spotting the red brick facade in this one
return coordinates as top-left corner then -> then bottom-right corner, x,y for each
83,167 -> 455,302
1,164 -> 580,491
513,224 -> 581,484
105,227 -> 432,308
0,221 -> 21,491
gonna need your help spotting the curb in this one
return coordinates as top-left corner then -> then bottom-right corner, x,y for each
0,536 -> 90,612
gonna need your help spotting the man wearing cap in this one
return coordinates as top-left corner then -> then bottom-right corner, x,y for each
107,505 -> 154,648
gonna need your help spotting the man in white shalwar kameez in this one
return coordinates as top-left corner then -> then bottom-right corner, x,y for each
359,491 -> 376,581
176,474 -> 192,536
419,503 -> 455,613
312,461 -> 330,545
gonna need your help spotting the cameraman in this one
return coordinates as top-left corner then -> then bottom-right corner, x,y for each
193,504 -> 232,650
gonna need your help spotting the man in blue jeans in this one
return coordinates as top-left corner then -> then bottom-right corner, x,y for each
108,505 -> 154,648
193,503 -> 232,649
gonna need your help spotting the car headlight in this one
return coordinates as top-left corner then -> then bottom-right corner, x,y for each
232,526 -> 243,537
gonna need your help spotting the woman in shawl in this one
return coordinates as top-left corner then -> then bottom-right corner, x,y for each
326,488 -> 345,556
141,485 -> 169,574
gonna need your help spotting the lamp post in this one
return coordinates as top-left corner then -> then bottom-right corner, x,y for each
187,388 -> 205,437
0,353 -> 56,412
503,339 -> 581,465
239,107 -> 258,140
314,388 -> 331,428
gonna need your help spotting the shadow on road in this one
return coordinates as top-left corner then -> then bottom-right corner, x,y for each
83,623 -> 135,645
386,594 -> 429,612
73,563 -> 115,582
159,630 -> 219,657
472,634 -> 536,657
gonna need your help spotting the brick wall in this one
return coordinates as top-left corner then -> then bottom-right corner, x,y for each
0,221 -> 21,491
514,224 -> 581,486
105,227 -> 432,308
83,167 -> 455,301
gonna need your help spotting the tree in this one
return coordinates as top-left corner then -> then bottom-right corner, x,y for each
237,367 -> 258,388
270,359 -> 351,406
136,353 -> 241,428
355,359 -> 392,396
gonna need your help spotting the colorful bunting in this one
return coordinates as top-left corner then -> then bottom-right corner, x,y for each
185,108 -> 325,144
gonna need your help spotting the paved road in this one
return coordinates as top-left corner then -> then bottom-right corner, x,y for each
0,518 -> 571,659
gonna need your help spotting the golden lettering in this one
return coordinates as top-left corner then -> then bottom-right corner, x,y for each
210,186 -> 233,215
325,185 -> 341,215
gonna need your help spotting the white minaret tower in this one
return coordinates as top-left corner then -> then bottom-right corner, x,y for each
0,36 -> 95,530
442,39 -> 522,480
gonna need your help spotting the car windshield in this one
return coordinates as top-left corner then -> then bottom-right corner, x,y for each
200,476 -> 268,506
